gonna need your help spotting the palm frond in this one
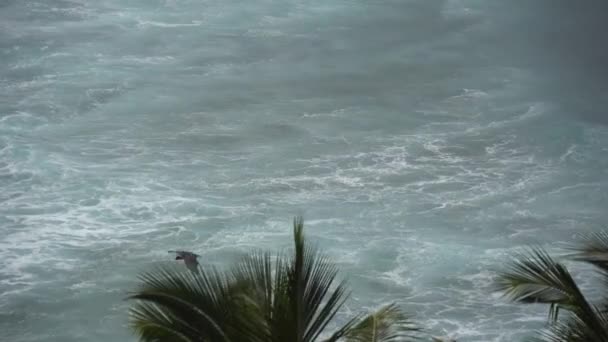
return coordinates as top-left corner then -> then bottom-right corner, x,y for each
296,217 -> 352,342
533,313 -> 608,342
226,217 -> 353,342
229,250 -> 279,342
497,247 -> 608,340
265,217 -> 351,342
231,250 -> 274,319
342,303 -> 422,342
130,302 -> 197,342
496,248 -> 594,322
128,217 -> 422,342
128,265 -> 261,342
567,231 -> 608,272
320,315 -> 362,342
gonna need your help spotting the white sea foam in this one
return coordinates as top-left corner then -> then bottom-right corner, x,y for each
2,0 -> 607,341
119,55 -> 176,65
136,20 -> 203,28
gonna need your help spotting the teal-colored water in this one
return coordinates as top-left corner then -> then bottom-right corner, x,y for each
1,1 -> 608,341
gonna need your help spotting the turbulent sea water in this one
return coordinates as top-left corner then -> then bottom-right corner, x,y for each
1,0 -> 608,340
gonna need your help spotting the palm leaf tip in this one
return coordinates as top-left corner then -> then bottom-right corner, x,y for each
283,216 -> 355,342
496,246 -> 607,332
293,215 -> 305,246
343,303 -> 421,342
567,231 -> 608,271
127,265 -> 258,342
496,248 -> 574,303
495,248 -> 583,324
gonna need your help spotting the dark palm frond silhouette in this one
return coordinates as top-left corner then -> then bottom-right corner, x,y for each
497,232 -> 608,341
128,217 -> 422,342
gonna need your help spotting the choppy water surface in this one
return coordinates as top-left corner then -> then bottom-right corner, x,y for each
1,1 -> 608,340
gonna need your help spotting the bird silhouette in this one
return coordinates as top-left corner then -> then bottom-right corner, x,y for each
168,250 -> 200,273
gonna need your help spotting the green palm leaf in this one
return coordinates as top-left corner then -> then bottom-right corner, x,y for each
497,248 -> 593,322
567,231 -> 608,272
258,216 -> 351,342
130,302 -> 198,342
531,311 -> 608,342
230,251 -> 274,323
128,265 -> 262,342
128,217 -> 421,342
342,303 -> 421,342
497,247 -> 608,341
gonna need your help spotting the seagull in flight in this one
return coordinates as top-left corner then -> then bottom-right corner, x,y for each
168,250 -> 200,273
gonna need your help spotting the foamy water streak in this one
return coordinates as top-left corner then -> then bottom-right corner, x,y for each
1,0 -> 608,341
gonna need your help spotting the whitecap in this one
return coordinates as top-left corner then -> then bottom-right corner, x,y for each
136,20 -> 203,28
119,55 -> 175,65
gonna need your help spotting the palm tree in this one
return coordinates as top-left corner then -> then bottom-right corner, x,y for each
128,217 -> 422,342
497,232 -> 608,341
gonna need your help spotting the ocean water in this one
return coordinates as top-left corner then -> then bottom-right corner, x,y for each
1,0 -> 608,340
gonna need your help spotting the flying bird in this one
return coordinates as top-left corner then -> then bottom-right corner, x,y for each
168,250 -> 200,273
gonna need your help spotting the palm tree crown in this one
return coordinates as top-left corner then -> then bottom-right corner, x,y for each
128,217 -> 421,342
